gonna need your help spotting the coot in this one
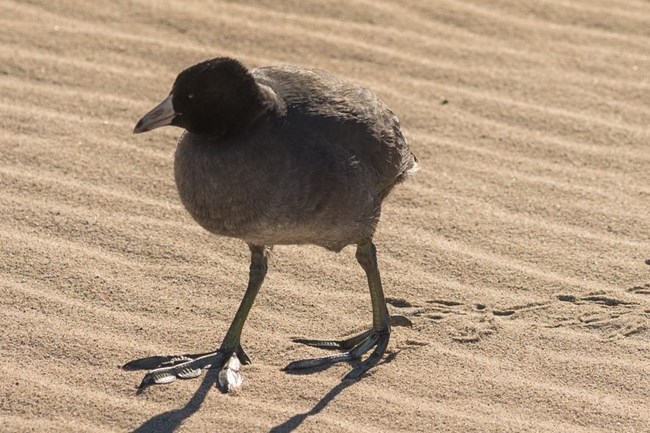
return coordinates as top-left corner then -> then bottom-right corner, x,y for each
126,57 -> 418,391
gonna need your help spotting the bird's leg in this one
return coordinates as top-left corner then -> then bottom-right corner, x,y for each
123,244 -> 269,391
286,241 -> 408,380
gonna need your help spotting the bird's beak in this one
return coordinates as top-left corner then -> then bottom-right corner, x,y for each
133,94 -> 176,134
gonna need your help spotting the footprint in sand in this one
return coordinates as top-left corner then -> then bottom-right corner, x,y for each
551,291 -> 649,339
390,287 -> 649,345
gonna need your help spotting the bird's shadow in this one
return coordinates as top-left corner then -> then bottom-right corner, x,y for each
131,351 -> 400,433
131,369 -> 219,433
268,379 -> 354,433
129,369 -> 351,433
270,351 -> 399,433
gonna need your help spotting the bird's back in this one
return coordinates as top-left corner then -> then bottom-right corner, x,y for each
253,66 -> 417,193
174,65 -> 417,251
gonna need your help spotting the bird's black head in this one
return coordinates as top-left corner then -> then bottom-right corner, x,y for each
134,57 -> 265,136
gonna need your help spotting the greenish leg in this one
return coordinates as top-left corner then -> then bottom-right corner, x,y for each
285,241 -> 409,380
219,244 -> 268,353
123,244 -> 269,392
356,241 -> 391,333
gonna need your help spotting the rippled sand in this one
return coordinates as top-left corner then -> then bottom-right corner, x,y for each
2,1 -> 649,432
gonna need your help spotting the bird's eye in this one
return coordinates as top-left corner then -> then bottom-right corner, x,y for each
188,93 -> 194,100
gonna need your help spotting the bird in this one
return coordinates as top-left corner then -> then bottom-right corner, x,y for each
125,57 -> 418,392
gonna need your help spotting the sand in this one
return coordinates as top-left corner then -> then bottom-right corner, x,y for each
1,0 -> 649,432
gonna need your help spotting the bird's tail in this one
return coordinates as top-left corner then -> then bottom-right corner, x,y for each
405,152 -> 420,175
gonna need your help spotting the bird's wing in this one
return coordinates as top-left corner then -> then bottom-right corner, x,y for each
252,66 -> 417,191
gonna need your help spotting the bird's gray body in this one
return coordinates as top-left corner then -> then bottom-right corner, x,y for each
174,66 -> 417,252
128,58 -> 417,390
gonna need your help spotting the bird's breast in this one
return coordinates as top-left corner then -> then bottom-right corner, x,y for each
174,133 -> 271,238
173,130 -> 381,249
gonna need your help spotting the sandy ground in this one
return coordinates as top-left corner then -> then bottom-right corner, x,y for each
2,0 -> 650,432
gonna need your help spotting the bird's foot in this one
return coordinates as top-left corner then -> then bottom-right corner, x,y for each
285,315 -> 411,380
123,345 -> 250,392
286,329 -> 387,380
